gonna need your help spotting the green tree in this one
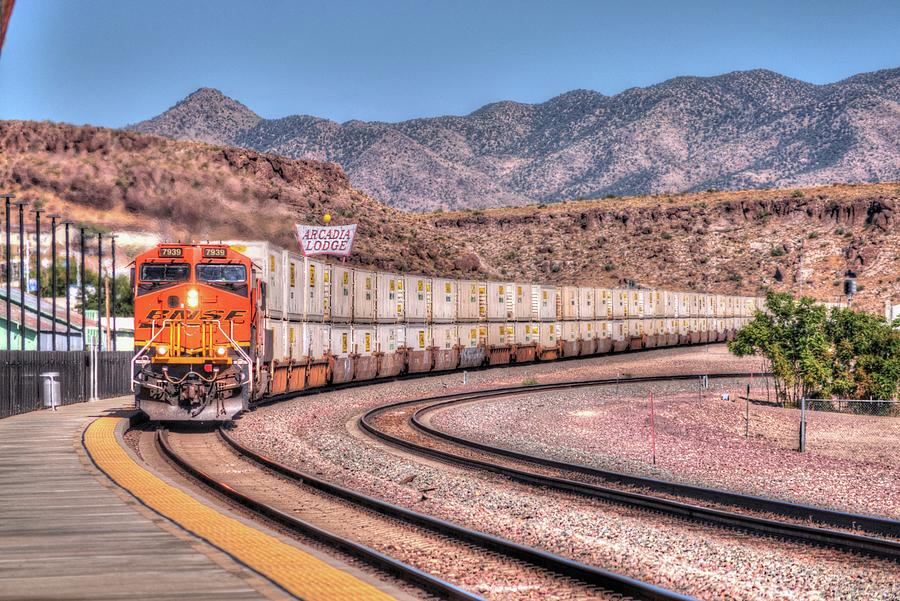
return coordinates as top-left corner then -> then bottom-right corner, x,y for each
729,291 -> 900,404
728,291 -> 831,404
77,270 -> 133,317
825,308 -> 900,402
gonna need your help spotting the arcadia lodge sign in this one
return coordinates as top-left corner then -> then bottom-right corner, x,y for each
294,223 -> 357,257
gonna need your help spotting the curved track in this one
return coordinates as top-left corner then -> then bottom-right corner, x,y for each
359,373 -> 900,562
158,426 -> 696,601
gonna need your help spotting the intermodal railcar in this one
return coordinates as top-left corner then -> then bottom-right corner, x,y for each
132,241 -> 765,421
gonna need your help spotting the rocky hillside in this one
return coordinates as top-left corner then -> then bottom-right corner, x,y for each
0,120 -> 482,276
130,68 -> 900,212
432,184 -> 900,313
3,120 -> 898,312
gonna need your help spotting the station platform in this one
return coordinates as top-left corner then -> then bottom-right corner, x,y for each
0,399 -> 404,601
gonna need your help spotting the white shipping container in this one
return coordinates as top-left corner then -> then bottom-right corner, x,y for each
536,322 -> 558,347
460,323 -> 487,348
488,323 -> 514,346
405,275 -> 431,322
561,286 -> 579,320
303,257 -> 327,321
596,288 -> 613,319
612,289 -> 628,319
610,321 -> 626,341
537,286 -> 558,321
578,288 -> 595,320
228,241 -> 285,318
580,320 -> 596,339
300,322 -> 330,360
330,325 -> 352,357
628,290 -> 645,319
376,273 -> 405,322
513,283 -> 535,321
330,265 -> 353,322
561,321 -> 579,342
353,325 -> 376,356
458,280 -> 484,321
405,324 -> 431,351
661,290 -> 676,318
647,289 -> 662,318
595,320 -> 611,339
487,282 -> 513,321
514,323 -> 538,345
265,318 -> 288,362
352,269 -> 376,322
281,253 -> 303,319
375,324 -> 404,353
432,324 -> 459,350
627,319 -> 643,338
674,292 -> 687,318
432,278 -> 458,322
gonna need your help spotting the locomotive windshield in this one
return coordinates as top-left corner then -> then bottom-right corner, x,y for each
197,263 -> 248,295
196,264 -> 246,282
139,263 -> 190,281
138,263 -> 190,294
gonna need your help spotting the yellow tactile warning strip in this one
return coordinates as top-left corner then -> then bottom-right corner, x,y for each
83,417 -> 396,601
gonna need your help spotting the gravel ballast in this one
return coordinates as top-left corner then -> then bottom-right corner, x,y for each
234,347 -> 900,600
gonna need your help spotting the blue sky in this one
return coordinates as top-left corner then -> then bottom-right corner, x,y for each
1,0 -> 898,127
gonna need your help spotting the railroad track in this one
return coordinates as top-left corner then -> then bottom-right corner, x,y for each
358,373 -> 900,562
157,426 -> 696,601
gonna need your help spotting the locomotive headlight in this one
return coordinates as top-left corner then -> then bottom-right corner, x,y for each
156,345 -> 168,356
186,288 -> 200,308
216,346 -> 227,356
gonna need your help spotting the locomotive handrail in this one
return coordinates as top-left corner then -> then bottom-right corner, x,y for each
130,319 -> 173,391
215,319 -> 254,399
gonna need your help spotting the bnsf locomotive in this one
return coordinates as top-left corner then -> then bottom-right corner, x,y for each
133,241 -> 768,422
132,244 -> 261,420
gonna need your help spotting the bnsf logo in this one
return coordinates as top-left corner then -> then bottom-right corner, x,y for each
137,309 -> 247,328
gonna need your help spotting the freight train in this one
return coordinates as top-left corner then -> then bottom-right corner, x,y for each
132,241 -> 764,421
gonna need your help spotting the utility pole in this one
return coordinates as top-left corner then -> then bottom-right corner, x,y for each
49,215 -> 60,351
64,221 -> 72,351
97,232 -> 103,352
3,194 -> 14,351
110,234 -> 117,351
33,207 -> 44,351
79,228 -> 86,350
15,201 -> 29,351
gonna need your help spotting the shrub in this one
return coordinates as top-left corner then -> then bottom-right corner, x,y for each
807,232 -> 819,240
791,190 -> 805,198
771,246 -> 786,257
603,263 -> 615,272
729,292 -> 900,402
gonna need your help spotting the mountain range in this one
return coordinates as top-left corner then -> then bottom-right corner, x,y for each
129,68 -> 900,211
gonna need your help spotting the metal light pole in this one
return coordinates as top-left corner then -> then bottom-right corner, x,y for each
97,232 -> 103,352
49,215 -> 60,351
79,227 -> 86,350
15,201 -> 29,351
3,193 -> 14,350
110,234 -> 117,351
64,221 -> 72,351
32,208 -> 43,351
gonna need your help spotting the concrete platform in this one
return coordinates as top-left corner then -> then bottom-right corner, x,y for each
0,397 -> 276,601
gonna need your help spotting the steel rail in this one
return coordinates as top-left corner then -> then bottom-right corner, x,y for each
156,428 -> 483,601
358,373 -> 900,560
214,426 -> 696,601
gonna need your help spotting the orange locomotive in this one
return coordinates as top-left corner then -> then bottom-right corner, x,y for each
132,243 -> 262,420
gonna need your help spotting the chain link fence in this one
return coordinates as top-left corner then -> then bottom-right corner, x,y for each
800,398 -> 900,461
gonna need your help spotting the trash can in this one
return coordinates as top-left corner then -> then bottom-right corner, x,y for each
40,372 -> 61,410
